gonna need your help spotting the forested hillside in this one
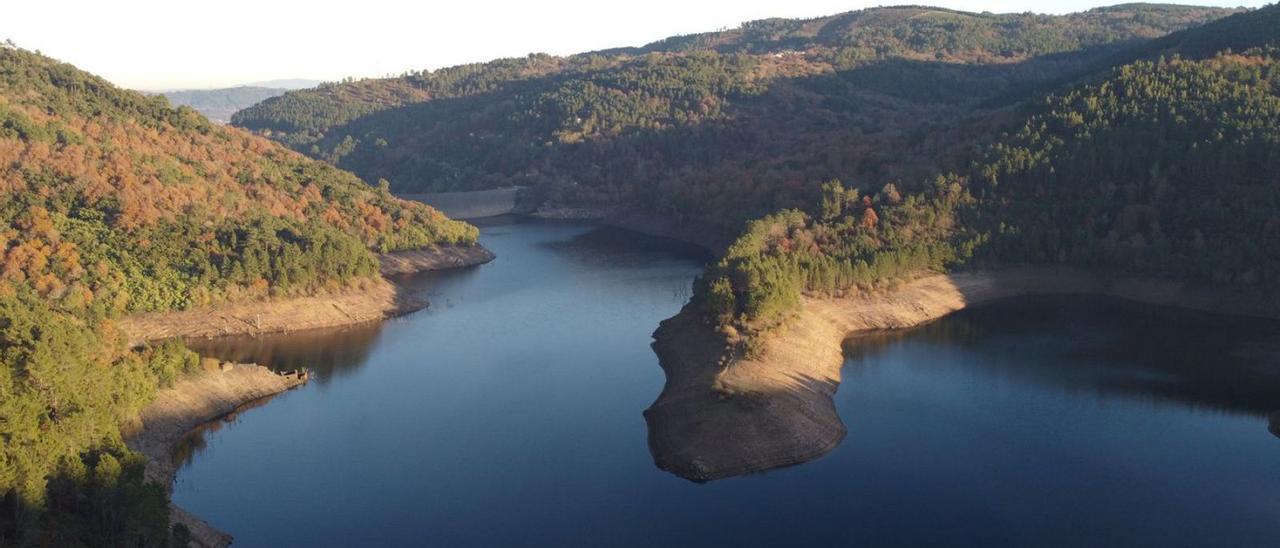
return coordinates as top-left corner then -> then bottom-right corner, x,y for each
633,3 -> 1232,56
696,6 -> 1280,335
232,4 -> 1237,232
0,45 -> 476,544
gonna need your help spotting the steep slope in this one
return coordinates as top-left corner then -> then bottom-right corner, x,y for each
231,4 -> 1238,236
696,4 -> 1280,329
654,4 -> 1280,482
0,46 -> 478,313
1123,1 -> 1280,59
0,45 -> 480,545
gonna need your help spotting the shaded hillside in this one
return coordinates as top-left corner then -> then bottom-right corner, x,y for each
695,5 -> 1280,332
0,46 -> 476,545
232,4 -> 1238,234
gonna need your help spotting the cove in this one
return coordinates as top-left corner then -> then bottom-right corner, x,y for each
174,218 -> 1280,546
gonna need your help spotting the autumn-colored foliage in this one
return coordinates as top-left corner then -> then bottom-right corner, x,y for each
0,46 -> 478,314
0,45 -> 479,544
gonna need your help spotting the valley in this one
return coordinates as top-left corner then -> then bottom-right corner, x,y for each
3,3 -> 1279,546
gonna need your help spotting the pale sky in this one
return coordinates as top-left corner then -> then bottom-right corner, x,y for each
4,0 -> 1268,90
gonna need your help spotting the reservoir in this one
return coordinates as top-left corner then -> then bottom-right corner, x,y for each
176,218 -> 1280,546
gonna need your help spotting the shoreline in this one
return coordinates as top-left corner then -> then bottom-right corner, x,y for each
119,243 -> 493,544
380,244 -> 495,275
124,363 -> 309,548
119,244 -> 494,344
645,266 -> 1280,481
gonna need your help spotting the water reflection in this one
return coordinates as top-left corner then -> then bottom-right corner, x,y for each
185,258 -> 496,382
171,396 -> 278,472
649,294 -> 1280,483
171,219 -> 1280,546
541,225 -> 711,268
844,296 -> 1280,417
185,323 -> 386,384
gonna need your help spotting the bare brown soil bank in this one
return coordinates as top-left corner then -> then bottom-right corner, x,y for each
124,363 -> 308,548
646,267 -> 1280,481
118,278 -> 424,345
379,244 -> 495,275
119,244 -> 493,344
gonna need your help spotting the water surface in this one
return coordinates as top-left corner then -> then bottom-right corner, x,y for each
177,219 -> 1280,547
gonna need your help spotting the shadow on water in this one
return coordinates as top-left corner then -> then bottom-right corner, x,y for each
540,225 -> 712,268
649,293 -> 1280,483
170,396 -> 279,472
184,323 -> 386,385
388,257 -> 490,306
167,219 -> 1280,546
843,295 -> 1280,417
185,254 -> 498,382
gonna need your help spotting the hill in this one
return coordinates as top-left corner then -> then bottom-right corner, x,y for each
0,45 -> 477,544
695,5 -> 1280,331
230,4 -> 1240,233
160,86 -> 292,123
631,3 -> 1234,55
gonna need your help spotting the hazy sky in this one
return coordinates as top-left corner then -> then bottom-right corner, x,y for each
4,0 -> 1267,90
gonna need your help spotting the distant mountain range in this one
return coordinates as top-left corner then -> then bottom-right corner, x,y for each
158,79 -> 321,123
240,78 -> 322,89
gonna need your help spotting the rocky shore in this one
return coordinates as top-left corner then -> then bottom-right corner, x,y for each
646,267 -> 1280,481
124,363 -> 309,548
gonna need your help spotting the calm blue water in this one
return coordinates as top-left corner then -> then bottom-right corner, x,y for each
177,219 -> 1280,547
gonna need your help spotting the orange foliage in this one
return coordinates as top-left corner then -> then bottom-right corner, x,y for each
860,207 -> 879,230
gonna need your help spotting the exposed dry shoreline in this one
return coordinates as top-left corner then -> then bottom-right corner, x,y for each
124,363 -> 308,548
119,244 -> 493,345
119,243 -> 492,545
645,266 -> 1280,481
379,245 -> 495,275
